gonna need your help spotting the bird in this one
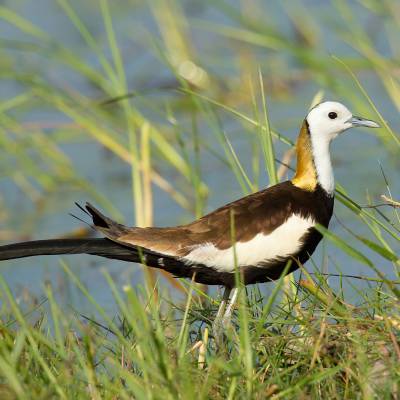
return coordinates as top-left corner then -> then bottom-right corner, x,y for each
0,101 -> 379,333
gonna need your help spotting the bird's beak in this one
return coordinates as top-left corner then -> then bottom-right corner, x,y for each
349,116 -> 380,128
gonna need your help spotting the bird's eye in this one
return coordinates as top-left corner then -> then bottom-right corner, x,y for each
328,112 -> 337,119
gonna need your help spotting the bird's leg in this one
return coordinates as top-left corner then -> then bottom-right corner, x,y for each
212,287 -> 231,342
221,287 -> 238,329
215,287 -> 231,320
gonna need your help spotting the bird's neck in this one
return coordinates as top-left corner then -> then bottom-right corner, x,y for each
291,120 -> 334,195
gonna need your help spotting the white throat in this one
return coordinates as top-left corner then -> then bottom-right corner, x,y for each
310,134 -> 335,195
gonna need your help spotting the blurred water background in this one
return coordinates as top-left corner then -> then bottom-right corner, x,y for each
0,0 -> 399,313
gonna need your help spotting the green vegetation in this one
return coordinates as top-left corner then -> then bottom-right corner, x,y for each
0,0 -> 399,398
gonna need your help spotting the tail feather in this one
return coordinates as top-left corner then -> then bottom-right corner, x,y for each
0,203 -> 207,283
0,238 -> 138,262
84,203 -> 129,239
0,238 -> 194,279
0,237 -> 236,286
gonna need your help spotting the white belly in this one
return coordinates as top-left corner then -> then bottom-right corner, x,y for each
182,214 -> 315,272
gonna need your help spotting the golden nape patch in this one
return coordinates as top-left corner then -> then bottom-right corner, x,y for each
291,120 -> 318,191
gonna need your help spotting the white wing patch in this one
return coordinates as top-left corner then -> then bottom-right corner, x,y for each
182,214 -> 315,272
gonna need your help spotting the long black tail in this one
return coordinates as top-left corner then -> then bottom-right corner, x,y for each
0,238 -> 199,281
0,238 -> 142,262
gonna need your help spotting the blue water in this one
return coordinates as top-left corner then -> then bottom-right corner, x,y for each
0,0 -> 399,314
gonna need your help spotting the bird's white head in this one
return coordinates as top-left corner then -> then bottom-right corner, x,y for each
292,101 -> 380,195
306,101 -> 380,141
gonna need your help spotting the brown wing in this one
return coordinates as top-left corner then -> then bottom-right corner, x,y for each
183,182 -> 295,250
84,181 -> 306,256
185,181 -> 334,250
